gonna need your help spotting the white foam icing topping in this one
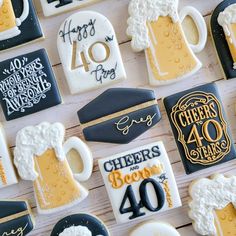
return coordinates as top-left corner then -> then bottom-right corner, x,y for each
59,225 -> 104,236
59,226 -> 92,236
127,0 -> 179,52
218,4 -> 236,39
0,0 -> 3,7
14,122 -> 65,181
218,4 -> 236,27
189,174 -> 236,235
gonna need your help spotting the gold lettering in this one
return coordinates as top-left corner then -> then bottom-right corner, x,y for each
89,41 -> 110,63
108,170 -> 124,189
185,110 -> 194,126
108,164 -> 163,189
187,124 -> 204,147
202,119 -> 223,142
115,113 -> 157,135
2,223 -> 28,236
124,174 -> 132,184
209,102 -> 218,118
191,108 -> 200,123
196,106 -> 206,120
178,112 -> 187,127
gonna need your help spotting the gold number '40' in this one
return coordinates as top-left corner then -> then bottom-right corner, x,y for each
71,41 -> 110,72
187,119 -> 223,147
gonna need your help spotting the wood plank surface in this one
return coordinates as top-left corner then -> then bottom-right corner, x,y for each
0,0 -> 235,235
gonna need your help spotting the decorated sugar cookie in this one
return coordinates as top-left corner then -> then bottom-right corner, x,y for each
127,0 -> 207,86
0,200 -> 35,236
130,221 -> 181,236
0,125 -> 17,188
57,11 -> 126,94
14,122 -> 93,214
0,49 -> 62,121
99,141 -> 182,223
51,214 -> 110,236
189,174 -> 236,236
78,88 -> 161,144
0,0 -> 43,51
40,0 -> 103,17
164,83 -> 236,174
211,0 -> 236,79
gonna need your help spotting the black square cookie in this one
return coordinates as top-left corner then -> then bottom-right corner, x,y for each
0,49 -> 62,121
0,0 -> 43,51
164,83 -> 236,174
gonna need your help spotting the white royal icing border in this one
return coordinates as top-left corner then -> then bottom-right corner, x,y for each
0,126 -> 18,188
130,221 -> 181,236
127,0 -> 179,52
189,174 -> 236,235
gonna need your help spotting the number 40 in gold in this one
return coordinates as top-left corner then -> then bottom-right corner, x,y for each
187,119 -> 223,147
71,41 -> 111,72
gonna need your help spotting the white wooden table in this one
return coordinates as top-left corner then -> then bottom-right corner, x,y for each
0,0 -> 236,235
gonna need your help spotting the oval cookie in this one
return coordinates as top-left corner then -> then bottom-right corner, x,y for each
50,214 -> 110,236
130,221 -> 180,236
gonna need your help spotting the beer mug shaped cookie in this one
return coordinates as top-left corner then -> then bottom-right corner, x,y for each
127,0 -> 207,86
211,0 -> 236,79
189,175 -> 236,236
0,0 -> 29,40
14,122 -> 93,214
57,11 -> 126,94
0,0 -> 43,51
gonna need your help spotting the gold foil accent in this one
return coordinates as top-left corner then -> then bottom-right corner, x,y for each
163,180 -> 173,208
80,100 -> 158,129
0,210 -> 29,224
0,159 -> 7,185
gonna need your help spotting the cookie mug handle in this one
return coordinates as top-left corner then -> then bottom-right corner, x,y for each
179,6 -> 207,53
16,0 -> 29,26
63,137 -> 93,182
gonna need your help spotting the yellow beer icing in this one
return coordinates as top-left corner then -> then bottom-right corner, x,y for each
146,16 -> 197,81
0,0 -> 16,32
33,149 -> 81,210
215,203 -> 236,236
226,24 -> 236,64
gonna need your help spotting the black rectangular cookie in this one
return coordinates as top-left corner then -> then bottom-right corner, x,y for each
0,200 -> 34,236
78,88 -> 162,144
163,83 -> 236,174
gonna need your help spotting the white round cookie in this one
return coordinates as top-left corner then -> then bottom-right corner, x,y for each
130,221 -> 181,236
